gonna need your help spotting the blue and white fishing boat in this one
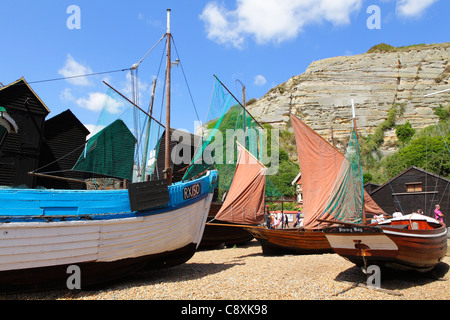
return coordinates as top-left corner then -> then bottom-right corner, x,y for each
0,9 -> 217,292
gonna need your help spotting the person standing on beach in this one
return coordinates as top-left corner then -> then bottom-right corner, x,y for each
434,204 -> 444,223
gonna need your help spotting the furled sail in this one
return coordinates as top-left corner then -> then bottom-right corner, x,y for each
214,144 -> 266,225
321,124 -> 363,224
291,114 -> 384,229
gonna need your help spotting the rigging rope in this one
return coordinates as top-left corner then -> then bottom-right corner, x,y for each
171,35 -> 201,124
28,68 -> 131,84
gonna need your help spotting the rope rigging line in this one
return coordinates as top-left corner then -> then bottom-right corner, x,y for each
27,68 -> 131,85
171,35 -> 201,124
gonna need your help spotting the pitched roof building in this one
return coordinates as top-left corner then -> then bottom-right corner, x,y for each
369,166 -> 450,227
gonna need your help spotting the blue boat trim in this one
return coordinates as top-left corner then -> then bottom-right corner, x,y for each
0,193 -> 210,223
0,170 -> 217,223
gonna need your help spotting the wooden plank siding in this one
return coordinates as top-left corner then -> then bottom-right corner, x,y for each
0,78 -> 49,187
369,166 -> 450,227
36,109 -> 91,189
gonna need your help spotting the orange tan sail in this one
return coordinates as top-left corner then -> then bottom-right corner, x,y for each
290,114 -> 384,229
215,144 -> 266,225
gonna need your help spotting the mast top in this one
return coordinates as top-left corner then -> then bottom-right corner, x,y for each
167,9 -> 171,34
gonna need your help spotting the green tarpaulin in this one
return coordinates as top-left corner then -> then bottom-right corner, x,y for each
73,119 -> 136,180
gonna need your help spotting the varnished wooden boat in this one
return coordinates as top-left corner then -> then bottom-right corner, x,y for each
244,113 -> 385,256
199,202 -> 254,248
0,171 -> 217,293
0,10 -> 220,293
323,214 -> 448,272
245,227 -> 333,255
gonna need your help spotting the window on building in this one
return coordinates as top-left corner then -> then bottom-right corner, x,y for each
405,182 -> 422,192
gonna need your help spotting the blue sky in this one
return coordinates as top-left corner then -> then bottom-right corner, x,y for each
0,0 -> 448,134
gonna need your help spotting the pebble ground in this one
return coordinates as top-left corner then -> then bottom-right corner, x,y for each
1,239 -> 449,301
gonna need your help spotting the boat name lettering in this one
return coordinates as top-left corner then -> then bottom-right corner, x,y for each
338,227 -> 364,233
183,183 -> 201,200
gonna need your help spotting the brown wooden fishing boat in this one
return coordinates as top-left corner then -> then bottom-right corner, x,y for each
245,227 -> 333,255
323,214 -> 447,272
321,101 -> 448,272
200,143 -> 266,248
199,202 -> 254,248
244,113 -> 385,255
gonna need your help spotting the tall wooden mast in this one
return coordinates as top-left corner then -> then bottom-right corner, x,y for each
164,9 -> 173,184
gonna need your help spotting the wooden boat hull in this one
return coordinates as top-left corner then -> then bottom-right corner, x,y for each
244,227 -> 333,255
323,216 -> 448,272
0,172 -> 217,293
199,203 -> 254,248
0,242 -> 197,293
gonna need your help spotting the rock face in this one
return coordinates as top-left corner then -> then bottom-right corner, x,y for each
247,44 -> 450,147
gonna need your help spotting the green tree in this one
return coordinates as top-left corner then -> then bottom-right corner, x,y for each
434,104 -> 450,122
396,121 -> 415,144
382,135 -> 450,178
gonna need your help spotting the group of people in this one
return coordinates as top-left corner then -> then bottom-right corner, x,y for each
264,206 -> 305,229
265,211 -> 290,229
371,204 -> 444,223
265,205 -> 445,229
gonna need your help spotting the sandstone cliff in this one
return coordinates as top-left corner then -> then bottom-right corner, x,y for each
247,43 -> 450,151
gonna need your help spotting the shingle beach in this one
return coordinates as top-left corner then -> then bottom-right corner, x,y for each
2,239 -> 449,301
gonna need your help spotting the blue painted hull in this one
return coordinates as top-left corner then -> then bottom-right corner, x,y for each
0,171 -> 217,292
0,171 -> 217,222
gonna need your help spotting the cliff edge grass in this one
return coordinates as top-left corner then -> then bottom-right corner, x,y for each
367,42 -> 450,54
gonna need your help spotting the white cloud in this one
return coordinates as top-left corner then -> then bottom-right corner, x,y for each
200,2 -> 245,48
76,92 -> 107,112
76,92 -> 124,114
60,88 -> 75,102
395,0 -> 438,18
58,54 -> 93,86
200,0 -> 363,48
254,75 -> 267,86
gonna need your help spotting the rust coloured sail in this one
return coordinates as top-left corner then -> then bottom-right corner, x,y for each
290,114 -> 384,229
215,144 -> 266,225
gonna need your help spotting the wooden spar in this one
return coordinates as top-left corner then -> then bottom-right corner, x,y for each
141,79 -> 157,182
351,99 -> 357,135
205,222 -> 264,229
213,75 -> 265,130
28,172 -> 87,184
316,218 -> 365,227
103,81 -> 165,128
165,9 -> 173,185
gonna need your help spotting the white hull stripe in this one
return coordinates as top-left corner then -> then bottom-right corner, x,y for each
382,228 -> 448,238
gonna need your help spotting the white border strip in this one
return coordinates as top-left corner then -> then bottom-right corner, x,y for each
382,228 -> 448,238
